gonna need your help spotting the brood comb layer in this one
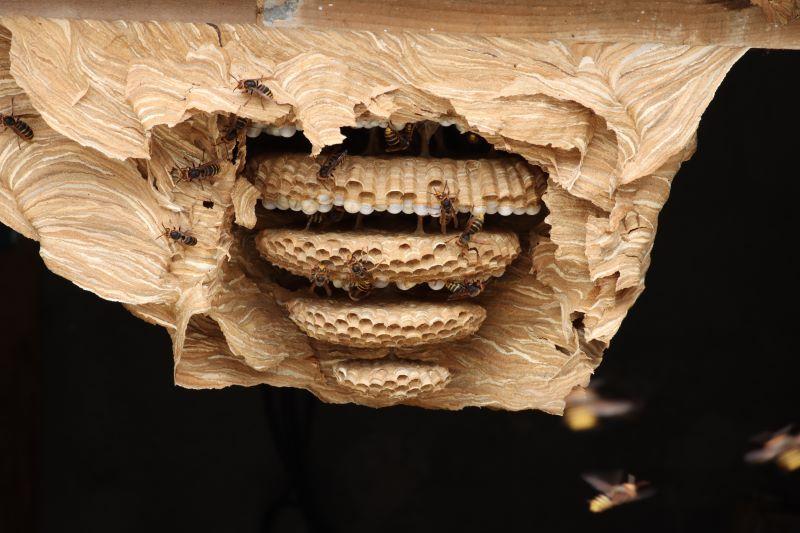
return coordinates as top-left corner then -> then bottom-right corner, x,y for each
251,154 -> 544,216
256,228 -> 521,286
286,297 -> 486,348
331,358 -> 451,399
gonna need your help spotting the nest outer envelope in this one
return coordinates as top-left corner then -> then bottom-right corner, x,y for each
0,19 -> 745,411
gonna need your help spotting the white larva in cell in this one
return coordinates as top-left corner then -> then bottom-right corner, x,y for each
387,203 -> 403,214
498,205 -> 513,216
279,125 -> 296,137
343,200 -> 361,213
413,204 -> 429,216
301,199 -> 319,215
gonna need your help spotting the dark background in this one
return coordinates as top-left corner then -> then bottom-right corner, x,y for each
2,49 -> 799,533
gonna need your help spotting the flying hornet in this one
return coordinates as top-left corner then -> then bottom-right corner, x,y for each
563,382 -> 636,431
583,472 -> 654,513
745,425 -> 800,472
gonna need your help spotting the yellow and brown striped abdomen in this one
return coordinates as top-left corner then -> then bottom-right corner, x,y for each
589,494 -> 613,513
250,83 -> 272,99
384,126 -> 407,152
198,162 -> 220,177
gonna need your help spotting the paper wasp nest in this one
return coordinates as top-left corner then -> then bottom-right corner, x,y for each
0,17 -> 745,411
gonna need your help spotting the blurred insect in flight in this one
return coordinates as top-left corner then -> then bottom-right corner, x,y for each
563,382 -> 636,431
583,473 -> 654,513
429,181 -> 459,234
384,123 -> 415,153
159,226 -> 197,246
1,97 -> 34,147
345,250 -> 379,301
745,425 -> 800,472
446,279 -> 487,300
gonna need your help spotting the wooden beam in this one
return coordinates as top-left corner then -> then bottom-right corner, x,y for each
0,0 -> 257,24
0,0 -> 799,49
262,0 -> 800,50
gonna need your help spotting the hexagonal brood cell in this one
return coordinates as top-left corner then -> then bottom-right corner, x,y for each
255,228 -> 521,288
286,297 -> 486,349
331,358 -> 451,399
251,154 -> 544,216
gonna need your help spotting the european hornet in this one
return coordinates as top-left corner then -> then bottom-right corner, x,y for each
445,279 -> 487,300
1,97 -> 34,147
222,115 -> 250,143
232,76 -> 273,109
384,123 -> 415,153
171,152 -> 221,188
217,115 -> 250,163
344,250 -> 379,301
583,473 -> 654,513
159,225 -> 197,246
429,181 -> 459,234
309,261 -> 334,297
448,213 -> 484,261
563,382 -> 636,431
745,425 -> 800,472
317,147 -> 347,188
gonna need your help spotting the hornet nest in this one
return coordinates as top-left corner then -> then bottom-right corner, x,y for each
0,18 -> 744,411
